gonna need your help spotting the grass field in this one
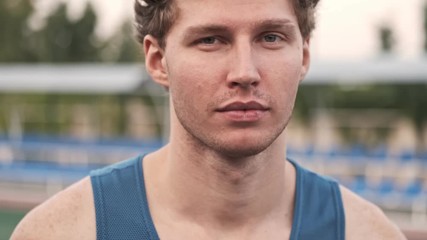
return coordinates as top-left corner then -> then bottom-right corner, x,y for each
0,209 -> 27,240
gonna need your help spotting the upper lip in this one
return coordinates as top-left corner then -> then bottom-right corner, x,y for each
216,101 -> 270,112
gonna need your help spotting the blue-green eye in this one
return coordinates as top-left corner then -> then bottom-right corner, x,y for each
263,34 -> 280,42
200,37 -> 217,44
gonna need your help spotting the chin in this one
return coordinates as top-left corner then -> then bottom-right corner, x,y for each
218,147 -> 266,159
211,136 -> 275,159
177,115 -> 288,159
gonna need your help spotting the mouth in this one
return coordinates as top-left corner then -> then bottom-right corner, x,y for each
216,101 -> 270,112
215,101 -> 270,122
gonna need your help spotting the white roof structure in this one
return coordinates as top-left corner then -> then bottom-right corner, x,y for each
305,57 -> 427,85
0,58 -> 426,94
0,64 -> 149,94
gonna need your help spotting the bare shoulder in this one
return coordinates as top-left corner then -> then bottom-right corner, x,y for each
11,177 -> 96,240
340,186 -> 407,240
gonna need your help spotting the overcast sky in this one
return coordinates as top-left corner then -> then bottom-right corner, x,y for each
35,0 -> 427,60
313,0 -> 426,60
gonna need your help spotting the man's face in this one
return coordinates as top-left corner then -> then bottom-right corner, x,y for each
155,0 -> 310,157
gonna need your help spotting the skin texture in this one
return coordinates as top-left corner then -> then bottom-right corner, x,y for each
11,0 -> 406,239
142,0 -> 307,238
11,177 -> 96,240
153,0 -> 308,159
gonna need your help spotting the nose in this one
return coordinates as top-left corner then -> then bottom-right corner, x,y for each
226,42 -> 261,89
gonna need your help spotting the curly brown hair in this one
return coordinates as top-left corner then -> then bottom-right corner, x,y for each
134,0 -> 320,48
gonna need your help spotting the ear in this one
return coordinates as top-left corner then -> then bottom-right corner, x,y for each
144,35 -> 169,89
300,37 -> 311,82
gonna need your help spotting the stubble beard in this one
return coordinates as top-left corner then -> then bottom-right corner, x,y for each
174,102 -> 293,160
170,82 -> 297,160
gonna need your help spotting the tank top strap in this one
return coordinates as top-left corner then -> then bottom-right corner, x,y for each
90,155 -> 160,240
90,156 -> 345,239
288,159 -> 345,240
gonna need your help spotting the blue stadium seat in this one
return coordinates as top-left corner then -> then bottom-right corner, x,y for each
403,180 -> 423,198
376,178 -> 395,196
286,145 -> 299,159
367,145 -> 388,162
0,161 -> 96,184
420,151 -> 427,165
341,144 -> 368,166
348,176 -> 368,196
397,150 -> 416,164
323,145 -> 340,161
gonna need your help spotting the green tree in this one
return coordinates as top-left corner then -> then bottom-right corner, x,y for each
0,1 -> 142,63
29,2 -> 102,62
116,22 -> 142,62
0,0 -> 35,62
378,25 -> 395,54
99,21 -> 142,62
395,85 -> 427,152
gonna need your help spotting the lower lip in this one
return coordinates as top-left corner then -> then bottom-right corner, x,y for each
218,110 -> 267,122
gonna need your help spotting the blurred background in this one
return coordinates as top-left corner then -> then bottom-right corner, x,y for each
1,0 -> 427,239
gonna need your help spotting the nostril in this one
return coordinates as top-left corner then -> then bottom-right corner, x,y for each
230,82 -> 240,88
228,79 -> 259,89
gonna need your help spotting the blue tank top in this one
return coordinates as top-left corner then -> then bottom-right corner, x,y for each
90,155 -> 345,240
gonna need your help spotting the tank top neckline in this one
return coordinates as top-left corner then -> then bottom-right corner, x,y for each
136,155 -> 304,240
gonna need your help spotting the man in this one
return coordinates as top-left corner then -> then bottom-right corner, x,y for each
12,0 -> 406,239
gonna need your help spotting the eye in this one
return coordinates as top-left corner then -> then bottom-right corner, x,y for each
198,36 -> 218,45
262,34 -> 283,43
258,33 -> 287,49
193,36 -> 224,51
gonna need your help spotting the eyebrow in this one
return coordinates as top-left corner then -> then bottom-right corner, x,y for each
182,25 -> 230,41
256,19 -> 297,33
182,18 -> 298,40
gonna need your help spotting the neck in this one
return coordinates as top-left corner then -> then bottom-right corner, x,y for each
150,120 -> 295,230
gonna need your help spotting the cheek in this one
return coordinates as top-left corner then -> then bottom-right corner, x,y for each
261,56 -> 301,91
280,62 -> 301,104
168,55 -> 224,98
258,56 -> 302,114
168,63 -> 218,117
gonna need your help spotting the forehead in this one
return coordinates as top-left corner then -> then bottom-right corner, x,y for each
171,0 -> 298,32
